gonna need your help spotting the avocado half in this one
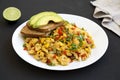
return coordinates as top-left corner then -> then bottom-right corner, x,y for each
28,11 -> 63,28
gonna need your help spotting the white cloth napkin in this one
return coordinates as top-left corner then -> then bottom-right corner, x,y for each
91,0 -> 120,36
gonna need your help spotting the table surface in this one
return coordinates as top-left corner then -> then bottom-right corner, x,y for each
0,0 -> 120,80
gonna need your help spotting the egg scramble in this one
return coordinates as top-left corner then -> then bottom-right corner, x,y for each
23,22 -> 95,66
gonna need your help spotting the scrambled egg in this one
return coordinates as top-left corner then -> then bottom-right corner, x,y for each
23,23 -> 95,66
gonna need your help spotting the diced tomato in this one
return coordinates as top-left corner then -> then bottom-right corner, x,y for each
75,52 -> 80,56
48,47 -> 53,51
53,54 -> 57,59
24,47 -> 27,50
55,36 -> 60,40
47,59 -> 51,64
58,28 -> 63,35
71,27 -> 76,30
81,54 -> 87,58
60,26 -> 64,30
86,38 -> 92,44
77,31 -> 80,35
70,59 -> 73,63
63,50 -> 67,55
73,24 -> 77,27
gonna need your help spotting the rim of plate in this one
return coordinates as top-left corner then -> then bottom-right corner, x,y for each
12,13 -> 109,71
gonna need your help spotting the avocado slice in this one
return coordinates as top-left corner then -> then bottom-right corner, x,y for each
33,15 -> 63,28
29,11 -> 58,26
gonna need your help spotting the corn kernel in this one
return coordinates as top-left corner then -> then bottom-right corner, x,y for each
44,43 -> 49,48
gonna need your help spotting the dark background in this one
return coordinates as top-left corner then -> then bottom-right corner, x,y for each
0,0 -> 120,80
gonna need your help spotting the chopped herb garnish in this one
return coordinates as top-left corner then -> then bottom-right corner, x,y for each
81,27 -> 85,30
47,62 -> 55,66
56,50 -> 61,56
70,43 -> 77,50
59,39 -> 64,43
63,20 -> 69,25
77,34 -> 84,42
79,41 -> 83,47
66,34 -> 73,41
66,37 -> 71,42
49,31 -> 54,36
23,43 -> 26,47
76,34 -> 84,47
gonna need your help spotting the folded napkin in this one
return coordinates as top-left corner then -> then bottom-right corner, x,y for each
91,0 -> 120,36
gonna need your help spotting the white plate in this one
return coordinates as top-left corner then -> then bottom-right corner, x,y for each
12,14 -> 108,71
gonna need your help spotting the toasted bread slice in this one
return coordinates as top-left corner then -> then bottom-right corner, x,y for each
27,22 -> 63,32
21,25 -> 50,37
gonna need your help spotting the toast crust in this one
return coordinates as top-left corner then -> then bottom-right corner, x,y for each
21,25 -> 50,37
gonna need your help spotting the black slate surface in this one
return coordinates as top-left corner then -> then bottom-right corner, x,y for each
0,0 -> 120,80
